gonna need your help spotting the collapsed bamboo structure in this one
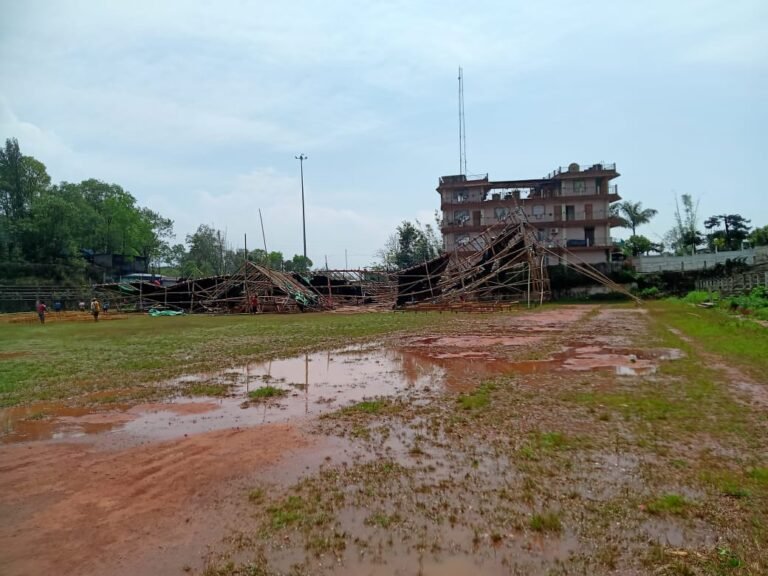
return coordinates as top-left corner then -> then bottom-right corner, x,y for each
97,262 -> 333,313
395,215 -> 549,309
97,209 -> 637,314
394,209 -> 639,309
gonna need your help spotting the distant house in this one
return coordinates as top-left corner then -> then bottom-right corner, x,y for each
437,162 -> 622,265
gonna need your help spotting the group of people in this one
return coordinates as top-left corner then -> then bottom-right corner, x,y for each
36,298 -> 104,324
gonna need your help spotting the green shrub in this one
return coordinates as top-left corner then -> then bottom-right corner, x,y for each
639,286 -> 661,299
682,291 -> 712,304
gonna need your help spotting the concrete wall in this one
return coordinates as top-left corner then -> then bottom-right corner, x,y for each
633,248 -> 762,273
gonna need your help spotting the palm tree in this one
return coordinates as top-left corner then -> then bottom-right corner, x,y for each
613,201 -> 658,236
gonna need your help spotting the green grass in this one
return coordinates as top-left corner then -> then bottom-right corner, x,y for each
185,383 -> 231,397
0,311 -> 459,407
268,495 -> 307,529
645,493 -> 690,516
569,305 -> 752,439
248,386 -> 286,400
365,512 -> 401,528
749,467 -> 768,485
529,511 -> 562,533
519,431 -> 571,460
457,381 -> 495,410
341,399 -> 388,414
650,300 -> 768,380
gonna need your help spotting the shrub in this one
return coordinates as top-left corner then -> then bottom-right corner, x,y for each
682,291 -> 712,305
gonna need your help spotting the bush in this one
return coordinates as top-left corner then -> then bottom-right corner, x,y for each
682,290 -> 712,304
639,286 -> 661,299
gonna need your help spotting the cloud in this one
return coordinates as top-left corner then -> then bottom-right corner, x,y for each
150,168 -> 396,268
0,100 -> 74,165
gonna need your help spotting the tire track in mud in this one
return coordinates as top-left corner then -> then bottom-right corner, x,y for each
666,326 -> 768,410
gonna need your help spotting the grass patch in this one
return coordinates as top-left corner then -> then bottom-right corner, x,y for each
186,383 -> 231,397
248,386 -> 287,400
748,467 -> 768,485
248,487 -> 265,504
365,512 -> 401,528
650,300 -> 768,381
341,399 -> 387,415
646,493 -> 690,516
268,495 -> 307,529
0,311 -> 463,407
457,381 -> 495,410
529,511 -> 562,533
519,431 -> 570,460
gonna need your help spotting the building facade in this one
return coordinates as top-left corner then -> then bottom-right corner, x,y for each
437,162 -> 622,265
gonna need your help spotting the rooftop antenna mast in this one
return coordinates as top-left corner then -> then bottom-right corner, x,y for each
458,66 -> 467,176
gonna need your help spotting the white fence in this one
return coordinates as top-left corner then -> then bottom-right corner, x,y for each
633,249 -> 758,273
696,272 -> 768,296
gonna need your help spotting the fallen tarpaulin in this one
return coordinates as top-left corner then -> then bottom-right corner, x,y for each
148,309 -> 184,317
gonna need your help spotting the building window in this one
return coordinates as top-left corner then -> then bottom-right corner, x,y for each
532,205 -> 545,219
565,205 -> 576,221
456,234 -> 470,247
453,210 -> 469,225
494,207 -> 509,220
574,180 -> 585,195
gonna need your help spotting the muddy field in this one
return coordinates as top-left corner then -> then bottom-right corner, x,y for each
1,304 -> 766,575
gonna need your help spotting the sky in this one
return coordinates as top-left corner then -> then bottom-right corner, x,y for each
1,0 -> 766,268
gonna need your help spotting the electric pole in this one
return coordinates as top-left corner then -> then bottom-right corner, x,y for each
295,154 -> 308,260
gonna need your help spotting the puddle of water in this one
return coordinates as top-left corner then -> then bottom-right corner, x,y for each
0,404 -> 133,442
412,335 -> 545,347
0,331 -> 686,445
560,346 -> 683,376
0,345 -> 447,445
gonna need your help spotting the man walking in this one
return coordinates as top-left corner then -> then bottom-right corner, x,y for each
36,301 -> 47,324
90,298 -> 102,322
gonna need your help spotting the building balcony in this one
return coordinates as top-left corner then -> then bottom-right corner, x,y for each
441,223 -> 486,235
441,192 -> 619,211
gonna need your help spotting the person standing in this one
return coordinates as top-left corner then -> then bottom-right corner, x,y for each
36,301 -> 47,324
90,298 -> 102,322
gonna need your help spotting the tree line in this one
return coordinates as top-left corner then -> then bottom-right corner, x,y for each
613,197 -> 764,257
0,138 -> 312,283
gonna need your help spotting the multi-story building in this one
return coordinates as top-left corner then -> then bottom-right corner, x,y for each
437,162 -> 622,265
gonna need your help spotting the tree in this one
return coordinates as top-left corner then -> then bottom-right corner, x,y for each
158,243 -> 187,270
704,214 -> 751,251
378,220 -> 442,270
0,138 -> 52,260
181,224 -> 225,277
613,200 -> 658,236
134,208 -> 174,265
0,137 -> 177,282
665,194 -> 703,255
284,255 -> 313,273
622,235 -> 661,257
749,225 -> 768,247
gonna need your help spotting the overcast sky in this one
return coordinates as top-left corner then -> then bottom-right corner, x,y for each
1,1 -> 766,267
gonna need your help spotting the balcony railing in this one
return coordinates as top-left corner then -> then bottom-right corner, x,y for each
546,162 -> 616,179
439,173 -> 489,185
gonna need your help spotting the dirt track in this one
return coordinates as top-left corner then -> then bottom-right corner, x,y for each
1,304 -> 765,575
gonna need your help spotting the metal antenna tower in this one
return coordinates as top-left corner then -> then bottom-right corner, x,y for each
458,66 -> 467,175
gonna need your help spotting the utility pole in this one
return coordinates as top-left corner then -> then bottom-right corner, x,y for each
295,154 -> 308,260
